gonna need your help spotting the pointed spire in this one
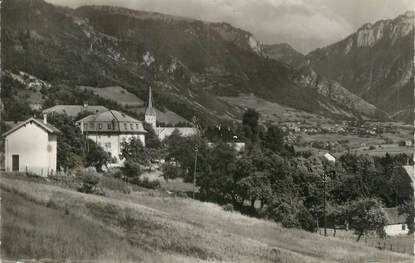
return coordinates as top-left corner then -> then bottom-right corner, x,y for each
148,86 -> 153,109
145,86 -> 156,117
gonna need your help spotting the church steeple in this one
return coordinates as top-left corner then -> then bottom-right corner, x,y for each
145,86 -> 157,129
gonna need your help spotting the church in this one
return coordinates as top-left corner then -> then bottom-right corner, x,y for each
144,87 -> 198,140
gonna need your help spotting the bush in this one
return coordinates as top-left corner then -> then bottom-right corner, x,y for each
161,163 -> 181,181
121,161 -> 142,178
175,191 -> 189,199
135,177 -> 161,189
128,177 -> 160,189
128,177 -> 161,189
297,207 -> 316,232
222,203 -> 234,212
77,170 -> 105,196
266,198 -> 316,232
101,175 -> 131,194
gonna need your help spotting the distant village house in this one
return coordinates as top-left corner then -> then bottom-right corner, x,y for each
383,207 -> 409,236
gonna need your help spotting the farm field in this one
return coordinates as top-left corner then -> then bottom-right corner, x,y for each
1,175 -> 413,263
80,85 -> 188,124
80,86 -> 145,107
219,94 -> 329,124
347,144 -> 414,157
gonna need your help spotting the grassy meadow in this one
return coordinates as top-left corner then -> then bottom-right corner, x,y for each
1,175 -> 414,263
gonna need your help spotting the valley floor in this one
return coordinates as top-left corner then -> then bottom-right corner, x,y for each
1,175 -> 413,263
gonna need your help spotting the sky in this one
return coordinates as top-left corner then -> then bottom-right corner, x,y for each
46,0 -> 413,53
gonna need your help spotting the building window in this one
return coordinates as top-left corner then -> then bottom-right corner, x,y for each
402,224 -> 406,230
90,123 -> 95,129
99,123 -> 103,129
83,123 -> 87,130
124,123 -> 127,130
108,123 -> 112,129
136,124 -> 139,129
130,123 -> 134,130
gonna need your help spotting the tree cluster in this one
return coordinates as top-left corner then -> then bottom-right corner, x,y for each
164,109 -> 413,239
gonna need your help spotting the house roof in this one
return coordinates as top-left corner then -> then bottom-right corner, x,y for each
156,127 -> 197,140
383,207 -> 407,225
43,105 -> 108,117
403,165 -> 415,184
76,110 -> 147,134
2,118 -> 60,137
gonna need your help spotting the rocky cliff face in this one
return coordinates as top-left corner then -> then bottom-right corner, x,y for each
2,0 -> 381,122
292,64 -> 380,118
306,11 -> 414,119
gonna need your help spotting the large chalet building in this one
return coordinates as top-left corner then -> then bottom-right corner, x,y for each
76,110 -> 147,166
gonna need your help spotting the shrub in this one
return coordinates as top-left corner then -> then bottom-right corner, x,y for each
77,170 -> 105,196
101,175 -> 131,194
175,191 -> 189,199
297,207 -> 316,232
121,161 -> 142,178
131,177 -> 161,189
161,163 -> 181,181
266,198 -> 316,232
222,203 -> 234,212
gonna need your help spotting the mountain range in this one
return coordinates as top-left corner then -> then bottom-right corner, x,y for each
305,11 -> 414,122
2,0 -> 412,124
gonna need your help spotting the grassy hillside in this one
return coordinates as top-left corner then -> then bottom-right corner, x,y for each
1,175 -> 413,262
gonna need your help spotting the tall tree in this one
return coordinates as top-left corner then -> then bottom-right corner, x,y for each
120,137 -> 149,166
264,125 -> 284,153
347,198 -> 388,241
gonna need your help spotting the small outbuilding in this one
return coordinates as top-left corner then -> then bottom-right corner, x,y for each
383,207 -> 409,236
3,115 -> 60,176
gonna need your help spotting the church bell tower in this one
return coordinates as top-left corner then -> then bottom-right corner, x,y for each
144,86 -> 157,130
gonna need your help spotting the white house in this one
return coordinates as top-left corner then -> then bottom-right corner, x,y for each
3,115 -> 60,176
383,207 -> 409,236
76,110 -> 147,166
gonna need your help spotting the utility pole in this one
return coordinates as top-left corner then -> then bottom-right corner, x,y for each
322,153 -> 335,237
192,145 -> 198,199
192,115 -> 199,200
323,171 -> 327,237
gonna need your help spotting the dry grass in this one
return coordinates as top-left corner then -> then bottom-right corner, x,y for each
1,175 -> 413,263
330,229 -> 414,255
